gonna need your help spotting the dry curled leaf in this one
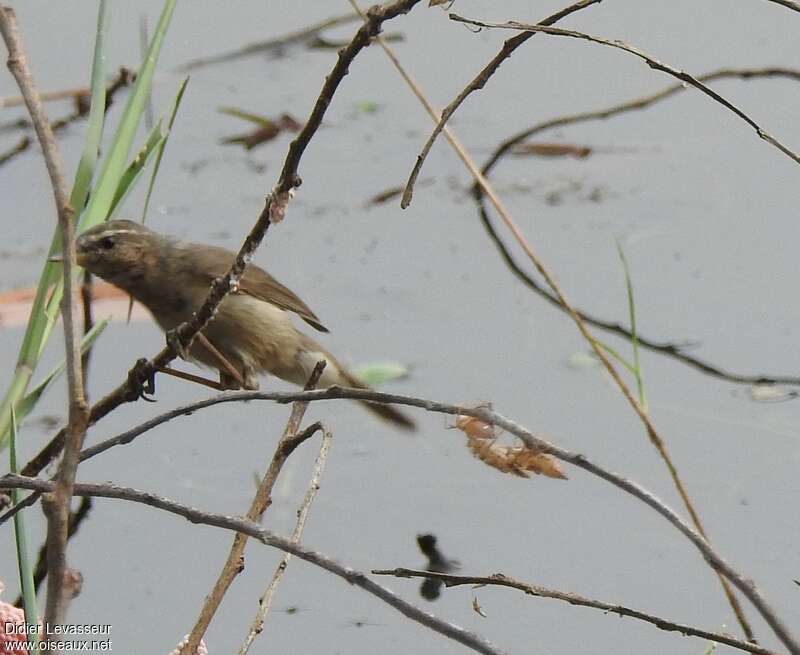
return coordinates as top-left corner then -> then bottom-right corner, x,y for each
454,414 -> 497,440
451,403 -> 566,480
472,596 -> 487,617
467,438 -> 567,480
510,142 -> 592,158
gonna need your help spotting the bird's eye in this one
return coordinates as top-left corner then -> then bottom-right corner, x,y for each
98,236 -> 115,250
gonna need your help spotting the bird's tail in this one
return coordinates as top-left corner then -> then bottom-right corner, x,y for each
337,367 -> 416,431
293,339 -> 416,431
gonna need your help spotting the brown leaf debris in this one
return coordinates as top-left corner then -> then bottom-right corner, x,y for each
452,408 -> 567,480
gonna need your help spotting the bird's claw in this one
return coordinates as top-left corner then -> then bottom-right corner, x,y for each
127,358 -> 157,402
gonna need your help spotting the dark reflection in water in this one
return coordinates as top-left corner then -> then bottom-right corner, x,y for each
416,534 -> 459,601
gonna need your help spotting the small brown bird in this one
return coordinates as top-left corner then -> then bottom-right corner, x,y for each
76,219 -> 414,430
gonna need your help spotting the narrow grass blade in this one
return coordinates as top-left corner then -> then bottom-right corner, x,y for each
10,407 -> 39,636
126,76 -> 189,322
593,340 -> 637,375
0,0 -> 110,448
0,0 -> 177,448
615,239 -> 646,408
108,119 -> 165,217
219,105 -> 273,127
78,0 -> 177,232
16,319 -> 109,424
141,75 -> 189,223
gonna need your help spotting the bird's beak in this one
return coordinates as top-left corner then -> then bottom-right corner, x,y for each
49,249 -> 88,266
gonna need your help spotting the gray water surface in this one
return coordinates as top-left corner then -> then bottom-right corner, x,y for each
1,2 -> 799,654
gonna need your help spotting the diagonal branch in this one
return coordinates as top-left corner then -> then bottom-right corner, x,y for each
449,15 -> 800,168
16,0 -> 426,483
20,385 -> 795,653
764,0 -> 800,11
471,67 -> 800,387
372,568 -> 777,655
238,426 -> 333,654
400,0 -> 602,207
181,362 -> 327,654
0,475 -> 506,655
0,4 -> 89,634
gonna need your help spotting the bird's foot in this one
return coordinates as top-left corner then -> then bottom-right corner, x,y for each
127,358 -> 157,402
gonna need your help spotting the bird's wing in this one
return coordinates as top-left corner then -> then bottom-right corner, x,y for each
192,244 -> 329,333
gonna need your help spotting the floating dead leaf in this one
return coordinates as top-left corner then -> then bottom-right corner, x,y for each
308,33 -> 404,49
749,385 -> 798,403
0,281 -> 149,328
472,596 -> 487,618
511,142 -> 593,158
429,0 -> 454,7
219,108 -> 302,151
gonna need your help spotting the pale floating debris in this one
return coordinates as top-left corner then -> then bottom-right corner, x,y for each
352,361 -> 410,386
565,351 -> 602,370
749,385 -> 798,403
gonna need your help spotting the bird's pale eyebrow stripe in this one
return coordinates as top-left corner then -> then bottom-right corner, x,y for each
87,228 -> 141,239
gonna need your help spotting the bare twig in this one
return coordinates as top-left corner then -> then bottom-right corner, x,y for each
238,427 -> 333,655
399,3 -> 766,640
471,67 -> 800,387
764,0 -> 800,11
0,134 -> 29,164
449,15 -> 800,168
0,67 -> 134,169
482,66 -> 800,178
35,386 -> 797,652
0,475 -> 505,655
0,5 -> 88,635
181,362 -> 327,655
372,569 -> 777,655
1,85 -> 89,108
366,0 -> 758,638
400,0 -> 602,207
15,497 -> 92,607
17,0 -> 425,482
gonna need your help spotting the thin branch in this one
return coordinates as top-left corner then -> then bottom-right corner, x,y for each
238,427 -> 333,655
39,385 -> 797,654
450,15 -> 800,168
181,362 -> 326,655
17,0 -> 425,482
401,6 -> 766,640
0,5 -> 88,633
179,12 -> 361,70
0,67 -> 134,169
372,569 -> 776,655
15,497 -> 92,607
471,67 -> 800,387
0,475 -> 505,655
400,0 -> 603,207
764,0 -> 800,11
481,67 -> 800,179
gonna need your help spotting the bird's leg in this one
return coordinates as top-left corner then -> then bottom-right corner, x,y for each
165,327 -> 189,360
195,333 -> 247,388
157,366 -> 225,391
